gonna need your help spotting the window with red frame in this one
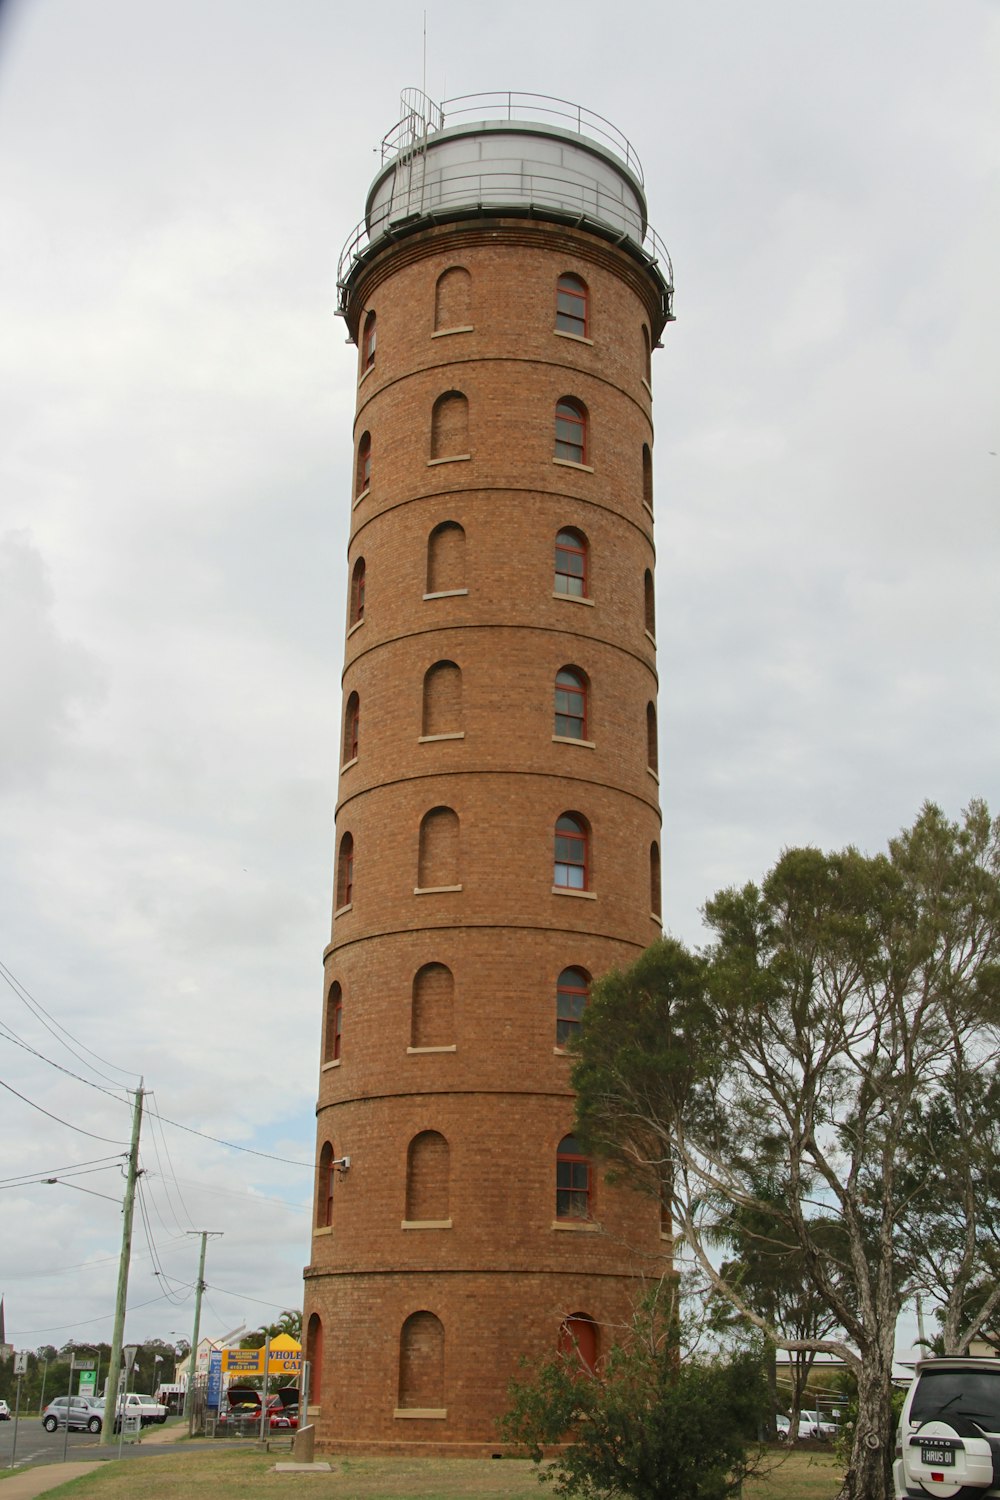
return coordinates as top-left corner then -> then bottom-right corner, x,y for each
356,432 -> 371,494
318,1141 -> 335,1227
556,1134 -> 591,1220
556,967 -> 589,1046
325,982 -> 343,1061
554,813 -> 588,890
559,1313 -> 598,1373
554,529 -> 588,597
556,273 -> 588,337
555,667 -> 587,740
362,310 -> 376,371
555,399 -> 587,464
337,832 -> 354,908
343,692 -> 360,763
350,558 -> 366,625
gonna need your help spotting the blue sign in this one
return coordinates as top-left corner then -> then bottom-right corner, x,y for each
206,1350 -> 222,1410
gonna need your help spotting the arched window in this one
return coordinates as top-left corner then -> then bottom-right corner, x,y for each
324,982 -> 343,1062
641,324 -> 652,384
555,398 -> 588,465
559,1313 -> 598,1374
362,310 -> 376,372
426,521 -> 466,594
434,267 -> 471,330
405,1130 -> 450,1222
398,1311 -> 444,1411
430,391 -> 469,460
417,806 -> 459,888
337,832 -> 354,908
422,661 -> 462,737
555,667 -> 588,740
650,842 -> 662,918
556,967 -> 589,1047
317,1141 -> 335,1228
644,569 -> 655,639
306,1313 -> 323,1405
343,691 -> 360,764
642,444 -> 653,511
356,432 -> 371,495
646,701 -> 658,773
350,558 -> 366,626
411,962 -> 454,1049
556,1135 -> 591,1221
554,813 -> 589,891
556,273 -> 588,337
554,529 -> 588,597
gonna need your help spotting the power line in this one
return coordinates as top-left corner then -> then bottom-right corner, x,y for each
0,958 -> 139,1086
10,1288 -> 180,1338
0,1017 -> 131,1104
0,1077 -> 130,1145
144,1103 -> 314,1167
0,1154 -> 125,1187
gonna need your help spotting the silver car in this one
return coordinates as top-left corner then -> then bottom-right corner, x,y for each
41,1395 -> 104,1433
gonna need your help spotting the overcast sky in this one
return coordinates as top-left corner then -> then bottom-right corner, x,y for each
1,0 -> 997,1358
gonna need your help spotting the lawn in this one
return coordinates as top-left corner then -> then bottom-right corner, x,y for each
32,1445 -> 844,1499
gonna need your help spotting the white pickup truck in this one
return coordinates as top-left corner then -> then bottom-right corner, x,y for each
117,1392 -> 168,1426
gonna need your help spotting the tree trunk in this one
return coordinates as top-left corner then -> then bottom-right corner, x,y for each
838,1349 -> 895,1500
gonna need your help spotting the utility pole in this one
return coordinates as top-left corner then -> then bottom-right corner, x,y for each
184,1230 -> 222,1433
101,1082 -> 143,1448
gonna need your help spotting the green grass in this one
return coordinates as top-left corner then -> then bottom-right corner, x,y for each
26,1445 -> 844,1500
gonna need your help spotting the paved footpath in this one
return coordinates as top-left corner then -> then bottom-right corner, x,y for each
2,1419 -> 185,1500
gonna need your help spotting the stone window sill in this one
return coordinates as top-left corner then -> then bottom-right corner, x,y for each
352,487 -> 370,509
553,458 -> 594,474
646,766 -> 659,783
407,1044 -> 457,1054
341,756 -> 358,772
552,735 -> 595,749
554,329 -> 594,346
427,454 -> 471,467
552,591 -> 594,606
359,364 -> 374,386
418,732 -> 465,743
423,588 -> 469,600
414,884 -> 463,895
347,619 -> 365,638
313,1226 -> 333,1238
551,1219 -> 599,1232
394,1408 -> 447,1420
645,629 -> 656,647
432,326 -> 473,338
643,502 -> 655,523
321,1058 -> 342,1072
642,377 -> 653,397
552,887 -> 596,900
333,902 -> 353,918
401,1220 -> 453,1230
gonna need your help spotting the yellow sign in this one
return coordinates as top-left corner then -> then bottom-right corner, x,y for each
221,1349 -> 264,1374
220,1341 -> 302,1377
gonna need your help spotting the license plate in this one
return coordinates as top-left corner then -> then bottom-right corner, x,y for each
921,1447 -> 955,1467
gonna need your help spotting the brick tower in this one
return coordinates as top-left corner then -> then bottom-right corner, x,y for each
303,90 -> 673,1455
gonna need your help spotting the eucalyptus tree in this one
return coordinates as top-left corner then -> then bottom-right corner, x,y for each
573,802 -> 1000,1500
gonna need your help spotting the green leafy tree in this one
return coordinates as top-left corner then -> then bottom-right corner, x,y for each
572,802 -> 1000,1500
501,1287 -> 769,1500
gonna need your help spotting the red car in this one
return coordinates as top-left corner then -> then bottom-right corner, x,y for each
218,1386 -> 298,1434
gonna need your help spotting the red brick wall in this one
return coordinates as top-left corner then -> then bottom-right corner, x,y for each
304,217 -> 667,1454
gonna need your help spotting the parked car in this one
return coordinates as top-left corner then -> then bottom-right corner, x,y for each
123,1392 -> 168,1425
894,1356 -> 1000,1499
41,1396 -> 105,1433
0,1399 -> 11,1420
217,1386 -> 299,1433
775,1410 -> 839,1441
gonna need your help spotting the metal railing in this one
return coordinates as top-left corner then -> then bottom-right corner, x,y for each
380,89 -> 645,186
336,165 -> 673,307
